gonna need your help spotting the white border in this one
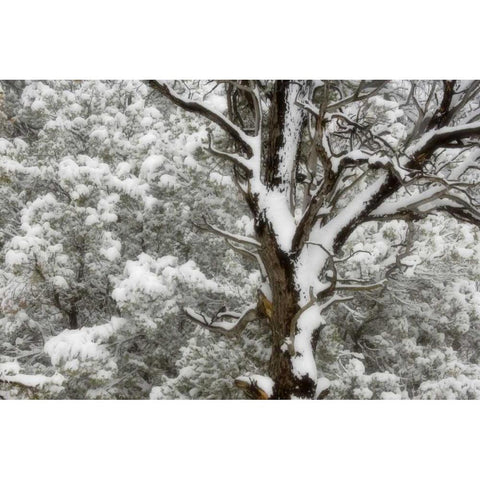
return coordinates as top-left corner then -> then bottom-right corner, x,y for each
2,1 -> 480,478
2,0 -> 480,78
1,400 -> 478,479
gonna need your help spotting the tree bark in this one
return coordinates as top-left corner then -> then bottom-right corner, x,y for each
260,237 -> 319,399
255,81 -> 319,399
68,305 -> 79,330
257,213 -> 319,399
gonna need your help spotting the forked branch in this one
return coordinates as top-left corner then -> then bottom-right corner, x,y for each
184,305 -> 259,338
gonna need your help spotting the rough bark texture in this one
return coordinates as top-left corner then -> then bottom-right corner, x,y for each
257,83 -> 316,399
68,305 -> 79,330
258,228 -> 316,399
260,232 -> 298,398
265,81 -> 289,188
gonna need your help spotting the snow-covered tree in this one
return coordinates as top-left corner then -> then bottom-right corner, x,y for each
4,80 -> 480,401
0,80 -> 259,398
149,80 -> 480,399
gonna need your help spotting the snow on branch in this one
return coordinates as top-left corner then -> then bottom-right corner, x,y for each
448,149 -> 480,180
205,133 -> 253,174
319,294 -> 355,313
440,204 -> 480,228
369,186 -> 447,219
148,81 -> 254,157
234,374 -> 274,399
0,372 -> 64,389
330,149 -> 387,174
368,163 -> 480,226
409,121 -> 480,160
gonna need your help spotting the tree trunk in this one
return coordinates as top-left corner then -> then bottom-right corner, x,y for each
257,80 -> 320,399
68,305 -> 79,330
264,259 -> 319,399
259,230 -> 319,399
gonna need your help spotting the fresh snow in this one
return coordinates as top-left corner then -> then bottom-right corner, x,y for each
44,317 -> 127,366
235,374 -> 274,397
0,372 -> 64,388
291,304 -> 325,380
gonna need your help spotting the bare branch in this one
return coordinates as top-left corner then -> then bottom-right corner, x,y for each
334,249 -> 372,264
428,80 -> 456,130
193,216 -> 261,248
326,81 -> 389,112
225,239 -> 267,280
336,279 -> 387,292
319,295 -> 355,313
385,221 -> 415,279
184,305 -> 259,338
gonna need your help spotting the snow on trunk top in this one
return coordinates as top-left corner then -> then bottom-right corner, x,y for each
253,82 -> 307,253
261,189 -> 297,252
277,82 -> 305,193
